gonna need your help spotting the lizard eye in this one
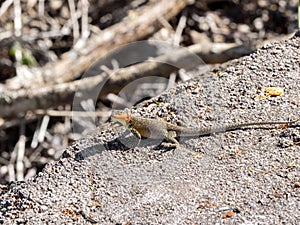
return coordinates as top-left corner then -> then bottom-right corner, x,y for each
124,108 -> 131,115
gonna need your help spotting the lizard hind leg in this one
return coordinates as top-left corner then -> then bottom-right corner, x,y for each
161,131 -> 180,148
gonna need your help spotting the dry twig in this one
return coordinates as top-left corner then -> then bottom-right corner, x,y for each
0,41 -> 251,118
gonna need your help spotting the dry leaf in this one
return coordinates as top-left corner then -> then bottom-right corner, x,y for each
265,87 -> 284,96
254,86 -> 284,101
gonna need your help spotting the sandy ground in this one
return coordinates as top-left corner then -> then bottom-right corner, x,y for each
0,31 -> 299,224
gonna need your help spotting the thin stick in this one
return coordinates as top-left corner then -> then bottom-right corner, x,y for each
38,115 -> 50,143
13,0 -> 22,37
81,0 -> 89,40
31,118 -> 41,149
38,0 -> 45,17
68,0 -> 80,43
74,0 -> 90,50
173,9 -> 187,46
16,123 -> 26,181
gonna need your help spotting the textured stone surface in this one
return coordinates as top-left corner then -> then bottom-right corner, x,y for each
0,32 -> 299,224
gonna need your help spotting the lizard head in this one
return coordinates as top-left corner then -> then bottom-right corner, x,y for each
111,110 -> 131,127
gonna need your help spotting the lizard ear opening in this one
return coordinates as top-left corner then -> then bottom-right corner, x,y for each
124,114 -> 131,124
123,108 -> 131,124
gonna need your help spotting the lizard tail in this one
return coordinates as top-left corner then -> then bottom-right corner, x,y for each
180,119 -> 297,137
212,120 -> 297,134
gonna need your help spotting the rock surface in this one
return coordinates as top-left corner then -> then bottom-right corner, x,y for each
0,31 -> 299,224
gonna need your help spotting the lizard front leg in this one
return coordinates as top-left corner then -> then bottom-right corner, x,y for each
128,126 -> 142,146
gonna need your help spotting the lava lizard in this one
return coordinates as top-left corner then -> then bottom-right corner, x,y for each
111,110 -> 297,147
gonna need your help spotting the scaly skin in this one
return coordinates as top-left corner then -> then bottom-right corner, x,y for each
111,110 -> 297,147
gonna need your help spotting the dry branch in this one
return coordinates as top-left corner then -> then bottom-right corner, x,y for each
0,41 -> 252,118
6,0 -> 191,90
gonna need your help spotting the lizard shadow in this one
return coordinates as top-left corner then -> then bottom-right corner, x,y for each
116,134 -> 176,152
73,135 -> 170,161
72,139 -> 129,161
